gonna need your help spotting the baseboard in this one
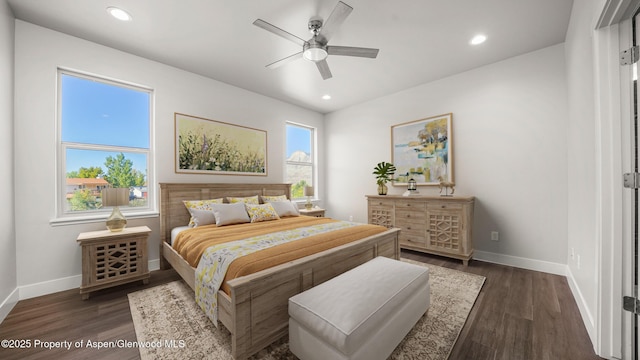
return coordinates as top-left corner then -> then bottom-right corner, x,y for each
473,250 -> 568,276
0,287 -> 19,323
149,258 -> 160,271
565,266 -> 597,347
19,274 -> 82,300
16,259 -> 161,301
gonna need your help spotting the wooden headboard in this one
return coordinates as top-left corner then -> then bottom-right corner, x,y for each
158,183 -> 292,245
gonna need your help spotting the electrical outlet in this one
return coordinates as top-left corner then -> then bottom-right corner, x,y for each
570,247 -> 575,260
491,231 -> 499,241
348,215 -> 353,222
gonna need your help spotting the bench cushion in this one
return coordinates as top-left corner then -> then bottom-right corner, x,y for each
288,256 -> 430,356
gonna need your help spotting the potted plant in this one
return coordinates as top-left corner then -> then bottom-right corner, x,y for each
372,162 -> 396,195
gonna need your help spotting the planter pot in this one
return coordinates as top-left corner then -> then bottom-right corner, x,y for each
377,183 -> 388,195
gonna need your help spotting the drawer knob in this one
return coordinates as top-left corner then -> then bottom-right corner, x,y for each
441,205 -> 445,208
406,214 -> 411,218
407,226 -> 411,230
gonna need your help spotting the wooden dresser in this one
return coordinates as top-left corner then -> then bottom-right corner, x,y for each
367,195 -> 475,265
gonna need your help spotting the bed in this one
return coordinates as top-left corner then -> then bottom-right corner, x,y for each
159,183 -> 401,360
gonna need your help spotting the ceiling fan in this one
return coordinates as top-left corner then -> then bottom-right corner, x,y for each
253,1 -> 379,80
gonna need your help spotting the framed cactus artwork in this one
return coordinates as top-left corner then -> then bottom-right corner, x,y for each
175,113 -> 267,175
391,113 -> 453,186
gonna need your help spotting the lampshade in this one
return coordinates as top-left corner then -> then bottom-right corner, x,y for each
303,40 -> 328,62
303,48 -> 328,61
304,186 -> 315,197
102,188 -> 129,232
102,188 -> 130,207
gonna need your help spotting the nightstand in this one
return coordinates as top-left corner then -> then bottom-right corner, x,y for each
299,208 -> 325,217
77,226 -> 151,300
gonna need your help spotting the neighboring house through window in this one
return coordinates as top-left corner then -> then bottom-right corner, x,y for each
57,70 -> 153,218
285,123 -> 315,200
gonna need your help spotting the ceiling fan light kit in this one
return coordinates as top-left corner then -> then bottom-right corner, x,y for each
253,1 -> 379,80
303,41 -> 328,61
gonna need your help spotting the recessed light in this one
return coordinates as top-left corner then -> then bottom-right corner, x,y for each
107,7 -> 132,21
470,34 -> 487,45
322,94 -> 331,100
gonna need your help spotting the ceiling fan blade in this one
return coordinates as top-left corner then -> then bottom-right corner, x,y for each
319,1 -> 353,43
328,46 -> 379,58
316,59 -> 333,80
253,19 -> 306,47
266,52 -> 303,69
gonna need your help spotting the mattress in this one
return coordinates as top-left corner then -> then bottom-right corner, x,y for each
172,216 -> 389,294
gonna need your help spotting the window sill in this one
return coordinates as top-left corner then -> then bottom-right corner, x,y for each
50,210 -> 159,227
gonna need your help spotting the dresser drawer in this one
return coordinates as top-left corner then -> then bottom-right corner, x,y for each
427,202 -> 463,211
395,218 -> 427,233
395,209 -> 425,223
369,199 -> 395,208
399,233 -> 427,248
395,200 -> 426,211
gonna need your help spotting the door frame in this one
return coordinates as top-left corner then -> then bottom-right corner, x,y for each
595,2 -> 638,359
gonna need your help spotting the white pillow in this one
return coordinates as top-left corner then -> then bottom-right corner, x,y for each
188,208 -> 216,227
210,202 -> 251,226
269,201 -> 300,217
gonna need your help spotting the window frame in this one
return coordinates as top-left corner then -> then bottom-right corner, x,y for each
285,122 -> 317,201
54,69 -> 155,223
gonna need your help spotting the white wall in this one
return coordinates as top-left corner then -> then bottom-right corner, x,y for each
563,0 -> 629,355
565,0 -> 599,333
12,21 -> 323,296
325,44 -> 569,271
0,0 -> 17,320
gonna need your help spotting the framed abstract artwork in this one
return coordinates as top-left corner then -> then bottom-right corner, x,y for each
391,113 -> 453,186
175,113 -> 267,175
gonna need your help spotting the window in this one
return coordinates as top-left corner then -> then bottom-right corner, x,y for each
285,123 -> 315,199
57,70 -> 152,218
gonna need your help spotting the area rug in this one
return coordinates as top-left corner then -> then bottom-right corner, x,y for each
128,259 -> 485,360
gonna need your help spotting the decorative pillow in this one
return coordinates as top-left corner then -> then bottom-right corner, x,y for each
245,203 -> 280,223
269,201 -> 300,217
261,194 -> 288,203
227,195 -> 259,204
183,198 -> 224,227
188,208 -> 216,227
210,202 -> 251,226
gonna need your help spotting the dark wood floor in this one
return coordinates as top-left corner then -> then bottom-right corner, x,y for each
0,251 -> 603,360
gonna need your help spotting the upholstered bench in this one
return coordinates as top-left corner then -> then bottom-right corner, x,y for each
288,256 -> 430,360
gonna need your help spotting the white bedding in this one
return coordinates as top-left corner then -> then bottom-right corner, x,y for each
170,226 -> 190,245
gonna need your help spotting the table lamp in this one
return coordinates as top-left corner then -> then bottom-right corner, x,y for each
102,188 -> 129,232
304,186 -> 314,209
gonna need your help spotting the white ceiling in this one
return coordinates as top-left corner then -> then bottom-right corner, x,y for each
7,0 -> 574,114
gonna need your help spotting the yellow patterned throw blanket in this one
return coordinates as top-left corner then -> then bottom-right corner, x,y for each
172,216 -> 388,325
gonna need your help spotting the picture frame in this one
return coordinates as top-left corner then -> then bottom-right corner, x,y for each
175,113 -> 267,175
391,113 -> 453,186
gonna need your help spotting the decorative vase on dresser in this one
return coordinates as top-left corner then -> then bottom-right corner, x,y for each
367,195 -> 475,265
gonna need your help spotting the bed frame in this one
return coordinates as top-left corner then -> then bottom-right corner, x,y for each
159,183 -> 401,360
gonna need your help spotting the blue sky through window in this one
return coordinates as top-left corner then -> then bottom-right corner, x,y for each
286,125 -> 311,158
61,74 -> 150,174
